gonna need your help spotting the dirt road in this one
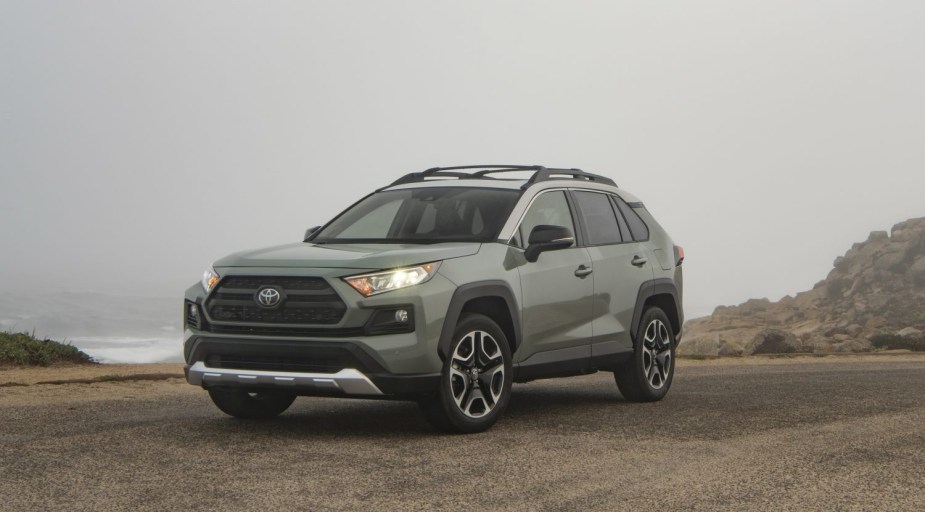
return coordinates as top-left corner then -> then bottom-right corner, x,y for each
2,356 -> 924,511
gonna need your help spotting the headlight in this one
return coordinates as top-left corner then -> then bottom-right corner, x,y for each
201,267 -> 220,292
343,262 -> 441,297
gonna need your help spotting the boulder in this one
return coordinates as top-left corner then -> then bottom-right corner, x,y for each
868,230 -> 889,242
680,336 -> 720,357
718,341 -> 745,357
745,329 -> 802,354
873,251 -> 906,273
897,327 -> 923,338
833,339 -> 873,353
907,258 -> 925,285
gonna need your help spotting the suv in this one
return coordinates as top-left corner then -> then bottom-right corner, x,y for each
184,165 -> 684,433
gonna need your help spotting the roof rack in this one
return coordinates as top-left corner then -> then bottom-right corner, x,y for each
384,165 -> 617,190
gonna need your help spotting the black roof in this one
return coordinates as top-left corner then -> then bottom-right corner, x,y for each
385,165 -> 617,190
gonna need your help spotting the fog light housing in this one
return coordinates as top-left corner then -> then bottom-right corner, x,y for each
365,306 -> 415,335
185,300 -> 202,329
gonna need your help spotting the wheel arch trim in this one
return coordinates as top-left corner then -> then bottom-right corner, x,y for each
630,278 -> 683,343
437,280 -> 521,360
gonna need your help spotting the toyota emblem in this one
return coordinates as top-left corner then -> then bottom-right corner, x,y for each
255,287 -> 282,308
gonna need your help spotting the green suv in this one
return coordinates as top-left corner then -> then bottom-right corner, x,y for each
184,165 -> 684,433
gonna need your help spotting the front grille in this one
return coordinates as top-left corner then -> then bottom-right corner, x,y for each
205,276 -> 347,326
207,325 -> 365,337
205,354 -> 346,373
188,339 -> 385,377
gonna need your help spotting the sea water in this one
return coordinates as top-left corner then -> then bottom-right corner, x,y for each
66,336 -> 184,364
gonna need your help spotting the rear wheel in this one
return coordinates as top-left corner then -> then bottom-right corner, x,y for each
615,307 -> 675,402
419,313 -> 513,433
208,388 -> 297,419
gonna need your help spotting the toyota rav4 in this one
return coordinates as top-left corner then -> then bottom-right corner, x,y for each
184,165 -> 684,433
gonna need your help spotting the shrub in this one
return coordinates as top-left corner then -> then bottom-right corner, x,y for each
0,331 -> 95,366
869,334 -> 925,352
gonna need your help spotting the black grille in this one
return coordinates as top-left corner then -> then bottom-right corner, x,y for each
205,276 -> 346,326
205,354 -> 345,373
207,325 -> 365,337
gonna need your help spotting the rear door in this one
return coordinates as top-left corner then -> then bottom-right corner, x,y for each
570,190 -> 655,364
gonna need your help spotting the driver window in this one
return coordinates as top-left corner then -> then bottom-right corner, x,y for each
513,191 -> 575,248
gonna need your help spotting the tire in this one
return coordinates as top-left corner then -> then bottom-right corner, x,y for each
419,313 -> 513,434
208,387 -> 297,419
614,307 -> 676,402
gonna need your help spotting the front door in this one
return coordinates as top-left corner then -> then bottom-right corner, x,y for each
514,190 -> 594,365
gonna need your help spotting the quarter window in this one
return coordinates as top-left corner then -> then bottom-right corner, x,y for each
573,191 -> 623,245
613,196 -> 650,241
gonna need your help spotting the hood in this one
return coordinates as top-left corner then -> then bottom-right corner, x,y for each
213,242 -> 481,270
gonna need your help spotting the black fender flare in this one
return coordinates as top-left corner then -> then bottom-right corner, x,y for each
437,280 -> 522,361
630,278 -> 683,342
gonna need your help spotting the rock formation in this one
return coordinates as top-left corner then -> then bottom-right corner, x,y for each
681,217 -> 925,356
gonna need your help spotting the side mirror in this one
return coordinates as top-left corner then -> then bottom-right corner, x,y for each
524,225 -> 574,262
303,226 -> 321,242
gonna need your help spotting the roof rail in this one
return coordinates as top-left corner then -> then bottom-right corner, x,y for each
519,168 -> 616,190
384,165 -> 617,190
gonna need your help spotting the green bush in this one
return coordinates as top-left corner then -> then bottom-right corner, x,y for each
0,331 -> 95,366
869,334 -> 925,352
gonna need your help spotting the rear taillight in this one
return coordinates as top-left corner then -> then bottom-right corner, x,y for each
674,245 -> 685,266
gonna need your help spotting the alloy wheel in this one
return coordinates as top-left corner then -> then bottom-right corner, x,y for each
449,330 -> 506,418
641,319 -> 672,389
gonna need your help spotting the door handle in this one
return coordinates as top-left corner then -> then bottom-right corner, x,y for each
574,265 -> 593,278
631,256 -> 648,267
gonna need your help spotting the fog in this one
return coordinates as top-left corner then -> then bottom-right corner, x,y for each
2,0 -> 924,323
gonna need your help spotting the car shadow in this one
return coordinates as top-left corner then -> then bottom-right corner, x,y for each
191,384 -> 630,439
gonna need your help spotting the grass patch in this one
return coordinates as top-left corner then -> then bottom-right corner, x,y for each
35,373 -> 181,385
870,334 -> 925,352
0,331 -> 95,366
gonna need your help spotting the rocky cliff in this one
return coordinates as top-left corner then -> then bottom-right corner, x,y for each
682,217 -> 925,356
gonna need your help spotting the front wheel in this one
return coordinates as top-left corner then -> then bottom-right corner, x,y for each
614,307 -> 676,402
419,313 -> 513,434
208,388 -> 297,419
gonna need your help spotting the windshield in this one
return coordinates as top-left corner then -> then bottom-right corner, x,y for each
313,187 -> 521,244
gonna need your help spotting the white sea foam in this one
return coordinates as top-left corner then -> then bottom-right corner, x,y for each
67,337 -> 184,364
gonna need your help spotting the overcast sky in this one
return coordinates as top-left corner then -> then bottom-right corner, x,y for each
1,0 -> 923,319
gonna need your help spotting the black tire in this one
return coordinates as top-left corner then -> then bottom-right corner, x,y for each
419,313 -> 513,434
208,387 -> 297,419
615,307 -> 676,402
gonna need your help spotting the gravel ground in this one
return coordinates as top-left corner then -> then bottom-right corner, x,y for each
2,356 -> 924,511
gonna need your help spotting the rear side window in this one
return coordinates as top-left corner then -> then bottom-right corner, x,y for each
573,191 -> 623,245
612,196 -> 650,241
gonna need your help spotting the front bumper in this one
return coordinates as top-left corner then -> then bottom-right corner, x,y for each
183,267 -> 456,397
183,336 -> 440,397
187,362 -> 385,395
